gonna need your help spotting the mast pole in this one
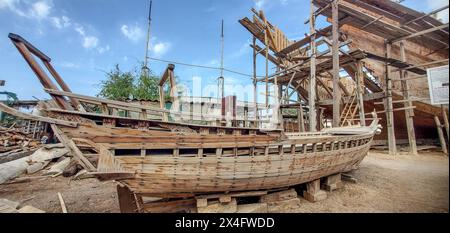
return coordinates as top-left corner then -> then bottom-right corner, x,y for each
143,0 -> 153,77
218,20 -> 225,99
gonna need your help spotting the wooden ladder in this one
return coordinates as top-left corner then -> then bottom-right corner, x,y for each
340,90 -> 360,127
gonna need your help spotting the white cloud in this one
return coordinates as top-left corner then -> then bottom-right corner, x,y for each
0,0 -> 52,19
51,15 -> 71,29
151,42 -> 171,58
82,36 -> 98,49
254,0 -> 266,10
74,25 -> 104,51
121,24 -> 144,42
97,45 -> 110,54
75,25 -> 86,35
30,1 -> 51,19
0,0 -> 18,9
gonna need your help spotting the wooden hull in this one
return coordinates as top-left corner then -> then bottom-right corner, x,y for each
118,142 -> 371,194
56,120 -> 376,196
1,102 -> 378,197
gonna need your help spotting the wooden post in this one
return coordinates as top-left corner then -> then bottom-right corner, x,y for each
384,42 -> 397,155
331,0 -> 341,127
309,0 -> 317,132
356,61 -> 366,126
399,42 -> 417,155
264,31 -> 269,108
298,94 -> 305,132
159,86 -> 168,121
303,179 -> 327,202
253,37 -> 259,127
435,116 -> 448,155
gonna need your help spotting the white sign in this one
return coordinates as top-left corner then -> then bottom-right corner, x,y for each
427,65 -> 449,105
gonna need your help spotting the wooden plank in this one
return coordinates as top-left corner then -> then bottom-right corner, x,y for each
57,192 -> 68,213
50,124 -> 96,171
0,103 -> 77,127
117,184 -> 139,213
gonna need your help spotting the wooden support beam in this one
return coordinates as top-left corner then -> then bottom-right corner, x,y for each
399,42 -> 417,155
309,0 -> 317,132
356,61 -> 366,126
303,179 -> 327,202
332,0 -> 341,127
434,116 -> 448,155
385,42 -> 397,155
298,94 -> 306,132
402,5 -> 449,26
390,23 -> 449,44
442,106 -> 449,140
253,37 -> 259,127
50,124 -> 96,171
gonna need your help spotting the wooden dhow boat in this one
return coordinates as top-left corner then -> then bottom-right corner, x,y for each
2,33 -> 381,207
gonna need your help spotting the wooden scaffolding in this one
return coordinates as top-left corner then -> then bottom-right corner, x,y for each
240,0 -> 449,155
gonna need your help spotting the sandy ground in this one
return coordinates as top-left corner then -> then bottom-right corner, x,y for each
0,151 -> 448,213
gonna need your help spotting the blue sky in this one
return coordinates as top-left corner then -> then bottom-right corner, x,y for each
0,0 -> 448,103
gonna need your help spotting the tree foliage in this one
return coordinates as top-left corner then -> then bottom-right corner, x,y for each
98,64 -> 163,102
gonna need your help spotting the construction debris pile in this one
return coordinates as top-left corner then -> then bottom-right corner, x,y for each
0,144 -> 75,185
0,126 -> 42,155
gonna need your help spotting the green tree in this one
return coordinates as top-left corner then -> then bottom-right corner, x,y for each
98,64 -> 174,102
134,72 -> 161,101
98,65 -> 135,101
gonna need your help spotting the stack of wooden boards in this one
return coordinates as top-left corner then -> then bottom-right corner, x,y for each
0,126 -> 41,163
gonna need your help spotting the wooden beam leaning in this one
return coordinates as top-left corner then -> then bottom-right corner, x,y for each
331,0 -> 341,127
43,61 -> 84,111
399,42 -> 417,155
50,124 -> 96,171
442,106 -> 449,140
434,116 -> 448,155
10,41 -> 69,110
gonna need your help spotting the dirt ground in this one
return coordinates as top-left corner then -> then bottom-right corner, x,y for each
0,150 -> 448,213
